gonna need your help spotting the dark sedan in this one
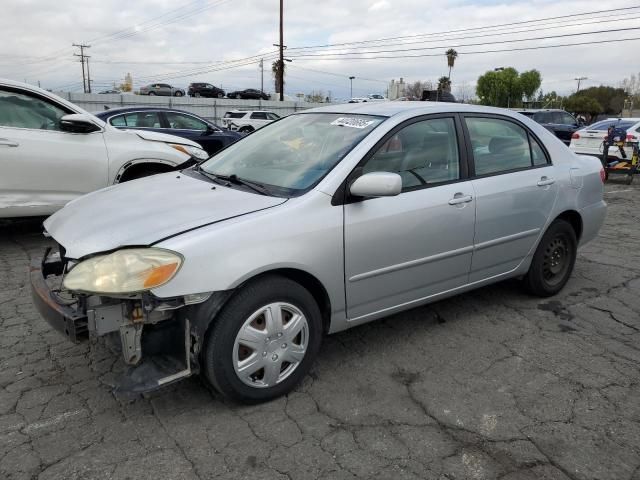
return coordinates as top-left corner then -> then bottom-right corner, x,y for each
227,88 -> 270,100
517,109 -> 584,145
95,107 -> 242,156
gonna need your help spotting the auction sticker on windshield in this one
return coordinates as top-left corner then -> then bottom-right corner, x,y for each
330,117 -> 376,129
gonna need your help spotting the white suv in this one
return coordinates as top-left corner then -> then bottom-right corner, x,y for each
0,79 -> 209,218
222,110 -> 280,133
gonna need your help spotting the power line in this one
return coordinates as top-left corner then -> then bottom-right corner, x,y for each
287,26 -> 640,58
291,13 -> 640,55
289,35 -> 640,61
287,5 -> 640,51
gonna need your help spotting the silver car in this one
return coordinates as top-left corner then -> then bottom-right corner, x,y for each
139,83 -> 185,97
31,103 -> 606,403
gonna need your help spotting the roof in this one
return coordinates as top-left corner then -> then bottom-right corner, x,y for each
305,101 -> 523,118
94,106 -> 211,119
514,109 -> 567,113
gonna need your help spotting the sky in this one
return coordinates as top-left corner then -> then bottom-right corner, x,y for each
1,0 -> 639,100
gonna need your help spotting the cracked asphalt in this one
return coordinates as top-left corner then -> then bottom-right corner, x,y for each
1,182 -> 640,480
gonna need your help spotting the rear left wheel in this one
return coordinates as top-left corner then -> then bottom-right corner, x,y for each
523,219 -> 577,297
203,275 -> 323,403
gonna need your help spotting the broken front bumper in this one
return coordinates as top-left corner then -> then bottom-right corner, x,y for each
30,248 -> 88,343
29,248 -> 199,394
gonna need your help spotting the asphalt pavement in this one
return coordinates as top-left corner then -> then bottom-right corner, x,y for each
1,181 -> 639,480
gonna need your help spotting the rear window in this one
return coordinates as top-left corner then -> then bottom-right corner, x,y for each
587,120 -> 636,131
224,112 -> 246,119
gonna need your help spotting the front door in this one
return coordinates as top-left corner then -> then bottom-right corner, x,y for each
344,116 -> 476,321
0,87 -> 108,217
462,115 -> 559,282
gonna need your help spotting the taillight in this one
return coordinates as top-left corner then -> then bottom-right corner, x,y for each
627,134 -> 637,141
572,132 -> 580,139
600,167 -> 606,183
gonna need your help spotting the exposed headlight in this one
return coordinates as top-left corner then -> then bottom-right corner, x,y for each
63,248 -> 183,294
169,144 -> 209,160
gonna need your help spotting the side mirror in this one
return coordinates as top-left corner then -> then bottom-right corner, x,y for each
59,114 -> 101,134
350,172 -> 402,198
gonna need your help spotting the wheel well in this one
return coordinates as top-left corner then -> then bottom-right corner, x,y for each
250,269 -> 332,334
555,210 -> 583,240
117,162 -> 174,182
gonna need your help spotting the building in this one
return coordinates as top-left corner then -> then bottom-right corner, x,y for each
388,78 -> 406,100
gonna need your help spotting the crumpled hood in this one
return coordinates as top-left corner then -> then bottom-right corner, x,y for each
44,172 -> 287,259
121,128 -> 201,148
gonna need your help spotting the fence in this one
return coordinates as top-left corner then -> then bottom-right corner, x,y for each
54,92 -> 326,125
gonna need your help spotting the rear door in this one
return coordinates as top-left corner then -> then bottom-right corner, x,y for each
462,114 -> 558,282
344,115 -> 476,320
0,87 -> 108,216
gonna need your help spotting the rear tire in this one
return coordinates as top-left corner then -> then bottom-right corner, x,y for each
148,92 -> 156,96
239,126 -> 254,134
175,91 -> 183,97
523,219 -> 577,297
203,275 -> 323,404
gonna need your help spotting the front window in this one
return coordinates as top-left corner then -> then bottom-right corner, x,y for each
250,112 -> 267,120
165,112 -> 207,131
201,113 -> 385,196
0,89 -> 70,131
121,112 -> 162,128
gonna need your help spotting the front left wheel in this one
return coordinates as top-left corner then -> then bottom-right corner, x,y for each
203,275 -> 323,403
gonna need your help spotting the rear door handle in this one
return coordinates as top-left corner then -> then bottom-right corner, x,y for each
537,176 -> 555,186
448,194 -> 473,205
0,138 -> 19,147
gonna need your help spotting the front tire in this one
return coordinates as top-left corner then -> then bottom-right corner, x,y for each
175,91 -> 183,97
203,275 -> 323,404
523,219 -> 577,297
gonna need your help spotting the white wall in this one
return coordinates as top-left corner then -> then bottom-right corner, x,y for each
54,92 -> 327,125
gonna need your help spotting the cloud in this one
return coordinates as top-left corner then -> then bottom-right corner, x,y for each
369,1 -> 391,12
0,0 -> 636,98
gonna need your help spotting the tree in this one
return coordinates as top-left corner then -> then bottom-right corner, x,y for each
519,69 -> 541,101
445,48 -> 458,79
405,80 -> 434,99
305,90 -> 325,103
475,67 -> 543,107
564,95 -> 603,118
271,60 -> 286,94
575,86 -> 626,114
438,76 -> 451,92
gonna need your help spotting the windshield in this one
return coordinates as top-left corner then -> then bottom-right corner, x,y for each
201,113 -> 385,196
587,120 -> 636,131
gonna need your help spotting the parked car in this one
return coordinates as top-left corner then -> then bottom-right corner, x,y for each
31,102 -> 606,403
516,109 -> 582,145
421,90 -> 457,102
95,107 -> 242,156
569,117 -> 640,160
221,110 -> 280,133
227,88 -> 270,100
366,94 -> 388,101
0,79 -> 209,218
188,82 -> 225,98
139,83 -> 185,97
98,89 -> 121,94
348,97 -> 368,103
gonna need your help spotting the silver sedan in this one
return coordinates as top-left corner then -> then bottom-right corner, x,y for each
31,102 -> 606,403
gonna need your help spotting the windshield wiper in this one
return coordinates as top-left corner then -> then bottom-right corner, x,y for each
209,172 -> 271,196
192,164 -> 226,185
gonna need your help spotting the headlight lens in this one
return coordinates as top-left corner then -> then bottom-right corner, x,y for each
63,248 -> 183,294
170,144 -> 209,160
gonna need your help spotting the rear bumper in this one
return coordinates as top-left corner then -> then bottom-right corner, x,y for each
29,249 -> 88,343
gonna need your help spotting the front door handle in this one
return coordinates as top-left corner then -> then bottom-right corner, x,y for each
537,176 -> 555,187
0,138 -> 19,147
448,193 -> 473,205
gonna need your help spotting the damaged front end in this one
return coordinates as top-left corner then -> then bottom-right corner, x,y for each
30,246 -> 228,394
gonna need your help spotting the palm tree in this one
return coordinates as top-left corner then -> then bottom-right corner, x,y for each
437,76 -> 451,92
272,60 -> 285,95
445,48 -> 458,79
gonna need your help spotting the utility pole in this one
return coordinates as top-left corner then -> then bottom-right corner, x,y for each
259,58 -> 264,96
575,76 -> 587,92
278,0 -> 284,101
73,43 -> 91,93
349,76 -> 355,99
86,56 -> 92,93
